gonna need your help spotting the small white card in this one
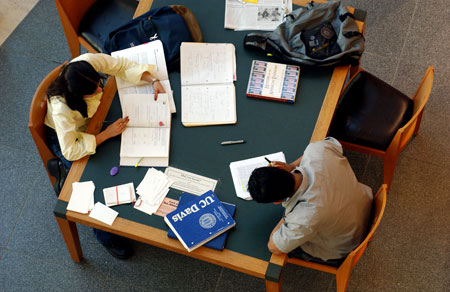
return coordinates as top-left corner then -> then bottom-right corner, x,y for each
164,167 -> 217,195
89,202 -> 119,225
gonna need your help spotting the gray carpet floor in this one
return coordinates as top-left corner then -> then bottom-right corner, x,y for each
0,0 -> 449,291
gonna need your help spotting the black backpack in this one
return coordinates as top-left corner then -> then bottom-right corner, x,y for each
104,5 -> 202,72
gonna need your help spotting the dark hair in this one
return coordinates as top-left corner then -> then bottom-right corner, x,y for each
47,61 -> 102,117
247,167 -> 295,203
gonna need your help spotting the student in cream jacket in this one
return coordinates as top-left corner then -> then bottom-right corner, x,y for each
44,53 -> 164,164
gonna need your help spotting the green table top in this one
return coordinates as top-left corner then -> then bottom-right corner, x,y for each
81,0 -> 333,262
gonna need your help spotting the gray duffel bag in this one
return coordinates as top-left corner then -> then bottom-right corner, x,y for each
244,1 -> 366,66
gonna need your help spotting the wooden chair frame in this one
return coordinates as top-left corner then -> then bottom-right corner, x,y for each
337,67 -> 434,190
286,184 -> 387,292
28,64 -> 64,186
54,0 -> 99,58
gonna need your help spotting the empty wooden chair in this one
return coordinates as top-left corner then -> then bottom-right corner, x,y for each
328,67 -> 434,190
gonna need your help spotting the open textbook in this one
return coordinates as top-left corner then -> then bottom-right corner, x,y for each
111,40 -> 176,113
112,40 -> 174,166
180,42 -> 237,127
225,0 -> 292,31
229,151 -> 286,200
119,93 -> 171,167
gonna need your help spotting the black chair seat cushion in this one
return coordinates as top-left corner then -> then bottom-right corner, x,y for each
79,0 -> 139,53
329,71 -> 414,151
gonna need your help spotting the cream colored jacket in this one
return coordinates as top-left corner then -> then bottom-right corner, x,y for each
44,53 -> 155,161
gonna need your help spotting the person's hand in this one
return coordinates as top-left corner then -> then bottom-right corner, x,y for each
153,80 -> 165,100
104,117 -> 129,138
271,161 -> 296,172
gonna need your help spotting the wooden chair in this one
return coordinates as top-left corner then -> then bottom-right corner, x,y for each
54,0 -> 139,58
328,67 -> 434,190
287,184 -> 387,292
28,64 -> 64,187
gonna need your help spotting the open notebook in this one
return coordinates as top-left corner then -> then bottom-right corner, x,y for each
180,42 -> 237,127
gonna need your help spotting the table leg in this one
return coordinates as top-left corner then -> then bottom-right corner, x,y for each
265,279 -> 282,292
55,216 -> 83,262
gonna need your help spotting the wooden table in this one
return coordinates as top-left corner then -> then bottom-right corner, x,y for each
54,1 -> 365,291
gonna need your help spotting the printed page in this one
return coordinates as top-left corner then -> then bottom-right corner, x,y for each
121,93 -> 171,128
111,40 -> 169,89
164,167 -> 218,195
225,0 -> 292,31
180,43 -> 235,86
118,80 -> 176,113
181,84 -> 236,126
229,151 -> 286,200
120,127 -> 170,157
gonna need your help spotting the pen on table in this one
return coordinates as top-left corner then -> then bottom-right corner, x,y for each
221,140 -> 245,145
264,156 -> 273,166
135,157 -> 143,168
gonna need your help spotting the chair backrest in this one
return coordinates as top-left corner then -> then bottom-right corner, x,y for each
346,184 -> 387,269
54,0 -> 97,57
397,66 -> 434,150
28,64 -> 64,186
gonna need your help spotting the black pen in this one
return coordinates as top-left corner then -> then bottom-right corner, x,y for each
264,157 -> 273,166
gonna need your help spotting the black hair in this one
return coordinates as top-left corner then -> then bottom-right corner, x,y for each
247,167 -> 295,203
47,61 -> 103,117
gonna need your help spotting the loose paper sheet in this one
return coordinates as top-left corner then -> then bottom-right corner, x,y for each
164,167 -> 218,195
225,0 -> 292,31
89,202 -> 119,226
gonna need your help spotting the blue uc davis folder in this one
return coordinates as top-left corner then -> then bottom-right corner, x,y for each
167,192 -> 236,250
164,191 -> 236,252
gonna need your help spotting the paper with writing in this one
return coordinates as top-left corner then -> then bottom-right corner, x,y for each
164,167 -> 218,196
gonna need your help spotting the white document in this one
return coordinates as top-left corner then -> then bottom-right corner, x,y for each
89,202 -> 119,226
225,0 -> 292,31
112,40 -> 176,113
119,93 -> 171,167
66,181 -> 95,214
180,42 -> 237,127
229,151 -> 286,200
164,167 -> 218,195
103,182 -> 136,207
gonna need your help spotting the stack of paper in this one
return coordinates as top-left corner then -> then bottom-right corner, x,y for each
66,181 -> 95,214
134,168 -> 173,215
103,182 -> 136,207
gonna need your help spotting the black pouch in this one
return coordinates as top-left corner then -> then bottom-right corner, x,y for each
301,21 -> 341,60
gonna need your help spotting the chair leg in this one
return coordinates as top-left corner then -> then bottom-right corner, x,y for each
335,267 -> 352,292
383,154 -> 399,192
413,109 -> 425,136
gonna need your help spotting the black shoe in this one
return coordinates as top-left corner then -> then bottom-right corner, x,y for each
99,236 -> 134,260
47,158 -> 67,196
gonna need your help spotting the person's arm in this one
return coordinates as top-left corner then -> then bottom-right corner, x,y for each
73,53 -> 157,85
270,156 -> 303,172
95,117 -> 129,146
141,72 -> 166,100
268,219 -> 285,254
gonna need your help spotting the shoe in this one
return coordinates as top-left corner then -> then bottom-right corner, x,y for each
47,158 -> 67,196
100,236 -> 134,260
